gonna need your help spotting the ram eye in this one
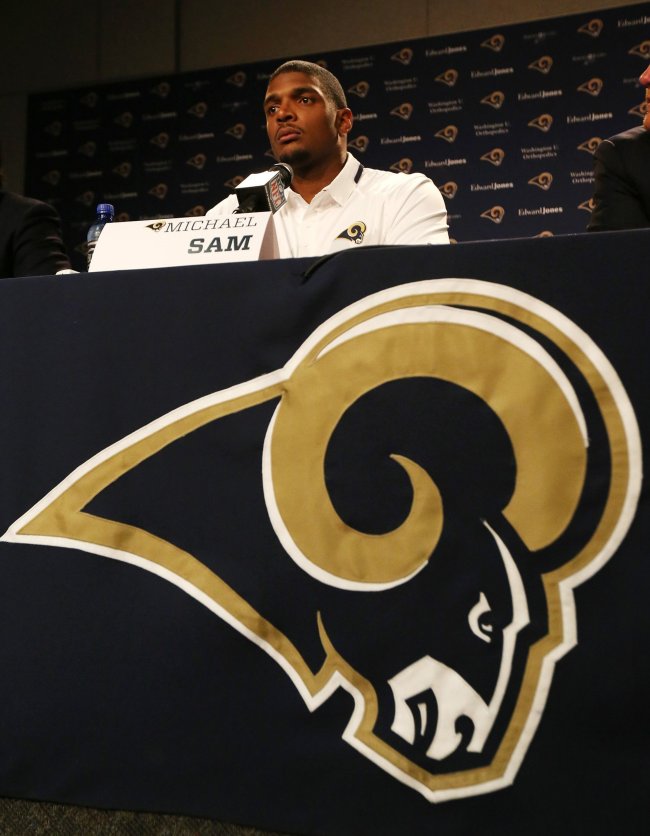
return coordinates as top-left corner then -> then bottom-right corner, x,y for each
468,592 -> 494,643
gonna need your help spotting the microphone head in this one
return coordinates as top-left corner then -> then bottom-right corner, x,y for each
269,162 -> 293,188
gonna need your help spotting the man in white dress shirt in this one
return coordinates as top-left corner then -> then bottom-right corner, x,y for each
207,60 -> 449,258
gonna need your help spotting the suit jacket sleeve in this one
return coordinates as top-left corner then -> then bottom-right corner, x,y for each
588,138 -> 650,231
12,199 -> 71,277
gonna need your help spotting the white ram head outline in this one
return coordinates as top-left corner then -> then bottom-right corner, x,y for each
1,279 -> 641,803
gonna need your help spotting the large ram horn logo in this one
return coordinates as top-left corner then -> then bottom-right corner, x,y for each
3,280 -> 640,802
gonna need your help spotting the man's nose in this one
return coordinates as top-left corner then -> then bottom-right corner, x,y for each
639,64 -> 650,86
277,107 -> 295,122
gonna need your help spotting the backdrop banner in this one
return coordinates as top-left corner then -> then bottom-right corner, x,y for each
0,232 -> 647,834
25,3 -> 650,268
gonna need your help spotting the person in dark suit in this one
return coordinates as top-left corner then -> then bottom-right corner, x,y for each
0,189 -> 71,278
588,65 -> 650,231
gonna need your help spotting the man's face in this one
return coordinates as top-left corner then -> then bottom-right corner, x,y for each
640,64 -> 650,130
263,72 -> 350,170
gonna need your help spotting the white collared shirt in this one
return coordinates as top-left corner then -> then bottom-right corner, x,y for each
206,153 -> 449,258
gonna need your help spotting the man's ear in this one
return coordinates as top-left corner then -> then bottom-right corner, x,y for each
336,107 -> 354,137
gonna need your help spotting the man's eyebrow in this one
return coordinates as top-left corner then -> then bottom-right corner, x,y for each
263,86 -> 322,108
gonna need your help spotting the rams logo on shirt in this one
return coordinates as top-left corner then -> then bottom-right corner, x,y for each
336,222 -> 367,245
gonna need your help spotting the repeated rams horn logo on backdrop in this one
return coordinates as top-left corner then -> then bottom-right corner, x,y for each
578,197 -> 596,213
578,137 -> 602,154
440,182 -> 458,199
42,170 -> 61,186
75,191 -> 95,207
435,69 -> 458,87
226,123 -> 246,140
481,91 -> 505,109
528,114 -> 553,132
528,56 -> 553,74
391,47 -> 413,65
481,34 -> 505,52
112,162 -> 132,179
79,92 -> 98,108
186,153 -> 206,170
224,175 -> 245,189
390,103 -> 413,120
435,125 -> 458,143
535,230 -> 554,237
336,222 -> 367,245
528,172 -> 553,190
578,18 -> 604,37
78,141 -> 97,158
150,132 -> 170,149
44,121 -> 62,137
481,148 -> 506,166
480,206 -> 505,223
578,78 -> 603,96
390,158 -> 413,173
188,102 -> 208,118
114,112 -> 134,129
5,280 -> 639,802
227,71 -> 247,87
185,205 -> 205,217
629,40 -> 650,59
628,102 -> 647,119
148,183 -> 168,200
348,81 -> 370,98
151,81 -> 171,98
349,136 -> 370,153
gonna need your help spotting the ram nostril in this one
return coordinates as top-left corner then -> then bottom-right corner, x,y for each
404,689 -> 439,754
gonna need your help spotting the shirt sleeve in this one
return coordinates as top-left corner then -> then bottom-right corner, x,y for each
13,200 -> 71,277
382,174 -> 450,246
587,139 -> 649,231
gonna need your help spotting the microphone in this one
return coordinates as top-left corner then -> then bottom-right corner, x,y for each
233,163 -> 293,214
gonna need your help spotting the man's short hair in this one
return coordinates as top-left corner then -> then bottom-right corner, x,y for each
269,60 -> 347,110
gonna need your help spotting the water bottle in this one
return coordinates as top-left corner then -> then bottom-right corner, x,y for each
86,202 -> 115,268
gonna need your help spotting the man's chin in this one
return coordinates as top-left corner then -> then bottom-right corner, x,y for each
275,147 -> 310,168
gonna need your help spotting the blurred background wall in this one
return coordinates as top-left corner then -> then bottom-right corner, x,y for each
0,0 -> 646,192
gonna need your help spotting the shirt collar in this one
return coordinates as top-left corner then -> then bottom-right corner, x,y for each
287,152 -> 360,207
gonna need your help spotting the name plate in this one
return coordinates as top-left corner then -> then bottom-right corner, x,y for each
88,213 -> 277,272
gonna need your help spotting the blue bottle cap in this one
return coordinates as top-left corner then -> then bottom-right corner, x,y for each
96,203 -> 115,215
